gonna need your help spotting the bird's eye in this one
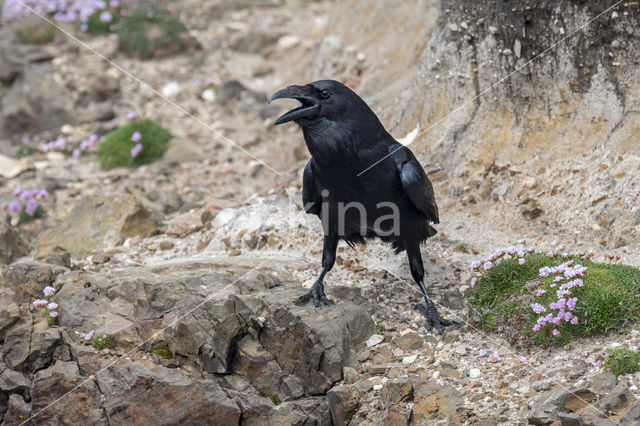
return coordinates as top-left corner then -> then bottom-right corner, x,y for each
321,89 -> 331,99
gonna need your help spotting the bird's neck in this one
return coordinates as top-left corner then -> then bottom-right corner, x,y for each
301,118 -> 389,168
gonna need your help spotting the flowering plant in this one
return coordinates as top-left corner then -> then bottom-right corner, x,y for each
33,286 -> 58,325
2,186 -> 48,222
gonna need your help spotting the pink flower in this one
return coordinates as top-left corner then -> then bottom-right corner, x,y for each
470,277 -> 477,288
536,289 -> 546,297
531,303 -> 546,314
532,324 -> 541,332
567,297 -> 578,310
72,148 -> 81,158
519,356 -> 528,364
131,131 -> 142,142
25,198 -> 38,216
49,311 -> 58,318
595,359 -> 603,367
47,302 -> 58,310
518,258 -> 525,265
43,286 -> 55,297
483,261 -> 494,271
127,111 -> 137,120
570,317 -> 578,325
9,201 -> 20,212
84,330 -> 95,341
130,143 -> 143,158
488,352 -> 501,363
552,329 -> 560,336
478,349 -> 487,357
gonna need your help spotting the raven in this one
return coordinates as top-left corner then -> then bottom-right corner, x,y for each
269,80 -> 455,336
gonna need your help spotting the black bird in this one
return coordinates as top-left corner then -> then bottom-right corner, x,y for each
269,80 -> 456,336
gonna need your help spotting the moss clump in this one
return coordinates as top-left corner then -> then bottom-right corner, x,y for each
91,333 -> 115,350
454,242 -> 469,253
117,10 -> 195,59
151,342 -> 174,359
98,119 -> 171,169
260,393 -> 281,405
604,348 -> 640,375
471,254 -> 640,346
21,21 -> 57,44
86,8 -> 120,35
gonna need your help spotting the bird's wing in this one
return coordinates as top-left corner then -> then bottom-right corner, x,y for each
389,145 -> 439,224
302,159 -> 321,215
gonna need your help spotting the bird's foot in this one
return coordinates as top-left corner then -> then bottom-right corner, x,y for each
415,302 -> 458,337
296,281 -> 331,308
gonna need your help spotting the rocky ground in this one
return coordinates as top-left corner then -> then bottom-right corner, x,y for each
1,0 -> 640,425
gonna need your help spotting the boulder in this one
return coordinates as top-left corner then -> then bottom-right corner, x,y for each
96,364 -> 240,424
36,194 -> 156,259
0,223 -> 29,264
412,380 -> 464,423
327,384 -> 361,425
528,386 -> 569,425
0,261 -> 64,303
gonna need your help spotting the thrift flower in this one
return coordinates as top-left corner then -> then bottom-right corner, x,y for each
483,261 -> 494,271
488,352 -> 501,363
13,186 -> 24,196
531,303 -> 546,314
470,277 -> 477,288
33,299 -> 48,308
72,148 -> 81,158
47,302 -> 58,310
518,258 -> 525,265
84,330 -> 95,341
127,111 -> 137,120
536,289 -> 546,297
131,131 -> 142,142
43,286 -> 55,297
471,260 -> 481,270
99,10 -> 112,22
9,201 -> 20,212
570,317 -> 578,325
49,311 -> 58,318
567,297 -> 578,310
519,356 -> 528,364
532,324 -> 541,332
25,198 -> 38,216
595,359 -> 603,367
552,329 -> 560,336
130,143 -> 143,158
478,349 -> 487,357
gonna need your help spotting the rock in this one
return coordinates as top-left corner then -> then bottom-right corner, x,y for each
327,384 -> 360,425
166,212 -> 204,236
557,412 -> 583,426
232,335 -> 284,396
598,384 -> 636,415
442,289 -> 464,310
0,261 -> 63,303
0,318 -> 31,370
454,345 -> 467,355
97,364 -> 241,424
36,194 -> 156,259
413,380 -> 464,422
213,208 -> 236,227
448,23 -> 459,32
231,30 -> 279,54
366,334 -> 384,347
1,64 -> 73,134
489,25 -> 498,34
270,397 -> 331,425
469,368 -> 482,379
343,366 -> 359,384
402,355 -> 417,365
521,197 -> 544,219
392,332 -> 423,350
0,154 -> 32,178
201,88 -> 216,102
162,137 -> 204,165
227,390 -> 275,424
161,81 -> 180,98
277,34 -> 300,51
25,319 -> 62,373
0,223 -> 29,264
3,392 -> 31,424
31,361 -> 105,424
588,372 -> 617,394
564,388 -> 596,412
77,101 -> 116,123
492,183 -> 510,200
620,400 -> 640,422
381,378 -> 413,408
528,386 -> 569,425
89,74 -> 119,101
0,366 -> 30,419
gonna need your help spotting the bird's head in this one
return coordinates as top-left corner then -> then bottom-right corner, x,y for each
269,80 -> 379,128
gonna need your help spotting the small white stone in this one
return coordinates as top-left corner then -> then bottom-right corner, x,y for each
60,124 -> 73,135
356,52 -> 366,62
448,23 -> 459,32
469,368 -> 482,379
460,21 -> 468,30
489,26 -> 498,34
161,81 -> 180,98
372,384 -> 383,391
402,355 -> 417,365
454,345 -> 467,355
277,35 -> 300,51
612,11 -> 619,19
366,334 -> 384,347
201,88 -> 216,102
212,208 -> 236,227
503,49 -> 513,56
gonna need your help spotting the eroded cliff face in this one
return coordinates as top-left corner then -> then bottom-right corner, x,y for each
309,0 -> 640,251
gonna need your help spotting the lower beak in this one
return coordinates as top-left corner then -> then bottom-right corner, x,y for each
268,86 -> 319,125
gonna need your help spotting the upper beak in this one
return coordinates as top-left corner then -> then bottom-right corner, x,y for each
268,85 -> 320,125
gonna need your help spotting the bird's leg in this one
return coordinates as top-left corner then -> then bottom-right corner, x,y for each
406,243 -> 457,337
297,235 -> 338,308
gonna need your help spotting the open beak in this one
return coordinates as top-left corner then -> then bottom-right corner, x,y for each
268,85 -> 319,125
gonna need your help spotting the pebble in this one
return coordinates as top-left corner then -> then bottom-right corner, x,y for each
402,355 -> 417,365
503,49 -> 513,56
366,334 -> 384,347
277,35 -> 300,51
611,11 -> 619,19
201,89 -> 216,102
489,26 -> 498,34
454,345 -> 467,355
372,384 -> 383,391
469,368 -> 482,379
448,23 -> 459,32
161,81 -> 180,98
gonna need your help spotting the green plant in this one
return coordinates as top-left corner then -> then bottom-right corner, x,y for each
86,7 -> 120,35
259,393 -> 281,405
454,242 -> 469,253
603,348 -> 639,375
98,119 -> 171,169
91,333 -> 115,350
21,21 -> 56,44
117,10 -> 195,59
18,203 -> 44,222
471,251 -> 640,346
376,323 -> 384,335
150,342 -> 174,359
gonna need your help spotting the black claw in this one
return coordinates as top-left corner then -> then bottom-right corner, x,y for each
415,302 -> 457,338
297,281 -> 331,308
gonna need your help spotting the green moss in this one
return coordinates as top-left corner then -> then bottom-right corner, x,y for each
471,254 -> 640,345
604,348 -> 639,375
151,342 -> 174,359
86,7 -> 120,35
91,333 -> 115,350
98,119 -> 171,169
259,393 -> 281,405
376,323 -> 384,335
21,21 -> 57,44
117,10 -> 195,59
